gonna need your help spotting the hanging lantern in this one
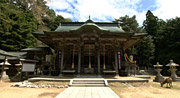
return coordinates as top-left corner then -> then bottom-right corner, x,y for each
89,45 -> 91,69
72,45 -> 75,69
103,45 -> 106,70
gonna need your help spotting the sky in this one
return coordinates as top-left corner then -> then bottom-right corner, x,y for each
46,0 -> 180,26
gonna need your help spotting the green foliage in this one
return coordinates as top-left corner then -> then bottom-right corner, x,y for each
0,0 -> 72,50
136,35 -> 155,67
48,15 -> 72,31
143,10 -> 180,66
157,17 -> 180,64
0,1 -> 37,51
143,10 -> 158,36
114,15 -> 155,68
143,10 -> 161,65
114,15 -> 143,33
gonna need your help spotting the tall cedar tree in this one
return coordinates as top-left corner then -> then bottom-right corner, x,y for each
0,0 -> 72,49
136,35 -> 155,68
158,18 -> 180,65
143,10 -> 158,37
143,10 -> 159,64
0,2 -> 37,51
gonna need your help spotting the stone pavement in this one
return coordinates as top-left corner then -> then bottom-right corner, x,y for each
55,87 -> 120,98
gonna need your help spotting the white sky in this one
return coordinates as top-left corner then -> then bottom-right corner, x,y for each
46,0 -> 180,26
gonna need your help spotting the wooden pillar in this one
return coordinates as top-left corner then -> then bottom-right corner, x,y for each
59,47 -> 64,77
114,47 -> 119,76
77,45 -> 81,77
97,46 -> 101,77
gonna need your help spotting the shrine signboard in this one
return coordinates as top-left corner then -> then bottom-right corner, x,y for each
20,59 -> 38,72
22,62 -> 35,72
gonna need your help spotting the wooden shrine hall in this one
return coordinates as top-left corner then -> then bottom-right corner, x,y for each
32,19 -> 146,77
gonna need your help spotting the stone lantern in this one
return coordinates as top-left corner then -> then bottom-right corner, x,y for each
14,61 -> 22,81
166,60 -> 179,81
153,62 -> 164,82
0,59 -> 11,81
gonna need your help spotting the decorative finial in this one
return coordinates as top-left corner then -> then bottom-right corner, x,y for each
157,62 -> 159,65
170,59 -> 173,63
86,15 -> 93,23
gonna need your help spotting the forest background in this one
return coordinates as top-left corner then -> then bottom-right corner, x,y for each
1,0 -> 180,70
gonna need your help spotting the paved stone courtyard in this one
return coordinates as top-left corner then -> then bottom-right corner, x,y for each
55,87 -> 120,98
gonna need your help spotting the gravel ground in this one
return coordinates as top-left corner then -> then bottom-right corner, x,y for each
0,81 -> 66,98
109,76 -> 180,98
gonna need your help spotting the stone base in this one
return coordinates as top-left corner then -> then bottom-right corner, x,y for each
114,74 -> 120,79
97,74 -> 102,78
175,77 -> 180,82
153,76 -> 164,82
12,72 -> 22,82
171,75 -> 179,81
171,77 -> 180,81
84,68 -> 94,74
1,71 -> 10,82
76,74 -> 80,77
58,74 -> 63,77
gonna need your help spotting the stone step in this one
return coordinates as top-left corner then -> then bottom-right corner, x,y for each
73,80 -> 104,82
175,78 -> 180,81
73,82 -> 105,84
70,84 -> 105,87
69,78 -> 108,87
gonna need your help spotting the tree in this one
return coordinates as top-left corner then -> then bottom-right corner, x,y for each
114,15 -> 155,68
114,15 -> 140,32
0,0 -> 73,50
136,35 -> 155,68
154,19 -> 166,63
0,1 -> 37,51
157,17 -> 180,64
143,10 -> 158,36
143,10 -> 160,64
48,15 -> 72,31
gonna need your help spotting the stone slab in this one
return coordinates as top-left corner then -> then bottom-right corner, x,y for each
55,87 -> 120,98
28,77 -> 149,82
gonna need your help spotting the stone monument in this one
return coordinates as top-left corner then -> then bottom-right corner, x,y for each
0,59 -> 11,81
153,62 -> 164,82
13,61 -> 23,81
166,60 -> 179,81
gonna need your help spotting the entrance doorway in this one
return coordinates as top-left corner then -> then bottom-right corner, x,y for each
81,44 -> 97,74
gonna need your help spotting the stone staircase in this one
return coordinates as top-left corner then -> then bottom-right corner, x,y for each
69,78 -> 108,87
175,77 -> 180,81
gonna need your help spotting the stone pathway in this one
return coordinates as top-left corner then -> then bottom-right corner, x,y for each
55,87 -> 120,98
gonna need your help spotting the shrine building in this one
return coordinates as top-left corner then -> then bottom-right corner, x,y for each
32,19 -> 146,77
